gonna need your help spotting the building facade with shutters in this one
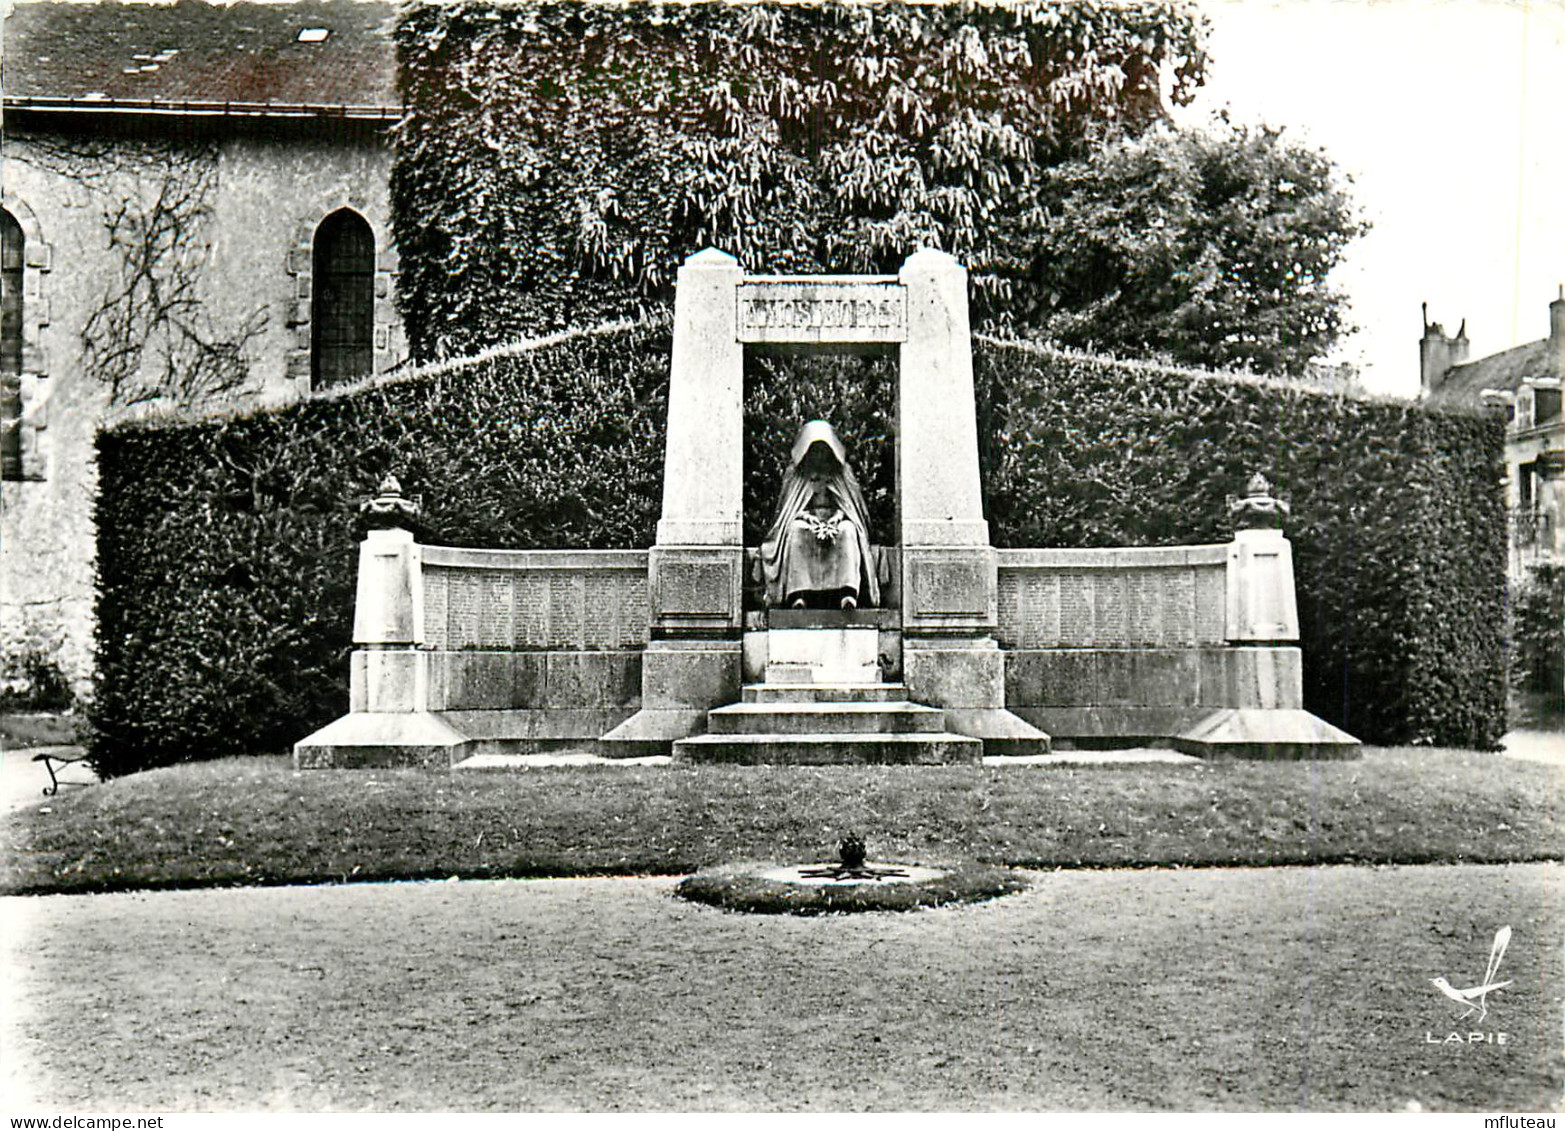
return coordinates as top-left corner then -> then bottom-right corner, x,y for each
0,0 -> 406,697
1419,292 -> 1565,579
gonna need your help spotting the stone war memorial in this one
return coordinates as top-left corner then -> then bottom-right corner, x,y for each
295,248 -> 1360,768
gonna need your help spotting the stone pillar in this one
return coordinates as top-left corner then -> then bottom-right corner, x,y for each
649,248 -> 745,640
348,476 -> 428,713
895,249 -> 1045,751
897,247 -> 989,550
352,527 -> 421,648
656,248 -> 745,549
604,250 -> 745,748
898,247 -> 996,678
1172,472 -> 1359,759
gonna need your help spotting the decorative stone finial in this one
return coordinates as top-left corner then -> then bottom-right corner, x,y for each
360,473 -> 422,531
1228,471 -> 1290,531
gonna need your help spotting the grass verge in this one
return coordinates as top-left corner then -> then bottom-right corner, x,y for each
2,747 -> 1559,895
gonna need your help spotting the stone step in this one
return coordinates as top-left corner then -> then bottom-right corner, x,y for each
673,732 -> 983,766
706,700 -> 948,736
743,683 -> 909,704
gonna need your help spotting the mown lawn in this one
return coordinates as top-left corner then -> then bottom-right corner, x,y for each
2,747 -> 1559,895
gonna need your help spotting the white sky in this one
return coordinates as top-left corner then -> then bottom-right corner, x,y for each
1174,0 -> 1565,397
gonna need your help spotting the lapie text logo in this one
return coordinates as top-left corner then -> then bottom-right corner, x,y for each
1425,925 -> 1512,1046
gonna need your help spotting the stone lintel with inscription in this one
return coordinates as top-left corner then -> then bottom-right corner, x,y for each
737,278 -> 907,344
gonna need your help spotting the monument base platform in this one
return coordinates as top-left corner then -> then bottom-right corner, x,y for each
674,731 -> 981,765
672,679 -> 989,764
1172,708 -> 1362,760
296,707 -> 645,768
294,711 -> 470,769
1010,705 -> 1361,759
940,707 -> 1052,757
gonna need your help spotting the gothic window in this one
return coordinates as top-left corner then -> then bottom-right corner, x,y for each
1,208 -> 23,479
310,209 -> 375,390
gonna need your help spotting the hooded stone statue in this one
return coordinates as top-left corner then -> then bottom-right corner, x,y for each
758,420 -> 880,609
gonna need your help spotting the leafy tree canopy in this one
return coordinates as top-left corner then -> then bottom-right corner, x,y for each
1017,118 -> 1369,376
393,0 -> 1211,360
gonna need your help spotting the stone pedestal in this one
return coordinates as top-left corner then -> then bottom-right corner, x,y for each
648,545 -> 744,638
1226,527 -> 1299,642
601,638 -> 742,754
352,527 -> 422,644
297,517 -> 468,768
766,624 -> 880,684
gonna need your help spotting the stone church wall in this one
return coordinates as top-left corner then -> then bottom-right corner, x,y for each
0,124 -> 405,699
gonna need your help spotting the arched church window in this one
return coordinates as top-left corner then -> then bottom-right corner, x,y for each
1,208 -> 24,479
311,209 -> 375,390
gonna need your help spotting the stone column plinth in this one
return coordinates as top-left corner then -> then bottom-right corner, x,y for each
352,526 -> 423,649
1175,473 -> 1359,759
296,494 -> 467,768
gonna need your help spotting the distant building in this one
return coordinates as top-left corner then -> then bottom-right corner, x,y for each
0,0 -> 406,697
1420,293 -> 1565,578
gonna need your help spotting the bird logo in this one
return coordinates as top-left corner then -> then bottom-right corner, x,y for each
1431,926 -> 1512,1022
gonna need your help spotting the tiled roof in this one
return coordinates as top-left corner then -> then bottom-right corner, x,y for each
1427,339 -> 1554,408
2,0 -> 398,111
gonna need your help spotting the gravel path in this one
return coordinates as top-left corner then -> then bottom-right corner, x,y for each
3,863 -> 1560,1112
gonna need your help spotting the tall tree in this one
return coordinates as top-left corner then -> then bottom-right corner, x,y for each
1013,119 -> 1368,376
393,0 -> 1211,360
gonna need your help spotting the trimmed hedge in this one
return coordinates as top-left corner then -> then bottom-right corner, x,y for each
91,327 -> 1507,775
92,324 -> 673,778
979,339 -> 1509,748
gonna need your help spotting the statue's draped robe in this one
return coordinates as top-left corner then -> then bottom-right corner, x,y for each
759,421 -> 880,608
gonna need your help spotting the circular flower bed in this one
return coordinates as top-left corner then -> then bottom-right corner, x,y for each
674,861 -> 1029,916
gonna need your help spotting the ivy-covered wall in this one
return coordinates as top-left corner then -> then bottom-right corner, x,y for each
390,0 -> 1209,361
90,325 -> 1507,776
